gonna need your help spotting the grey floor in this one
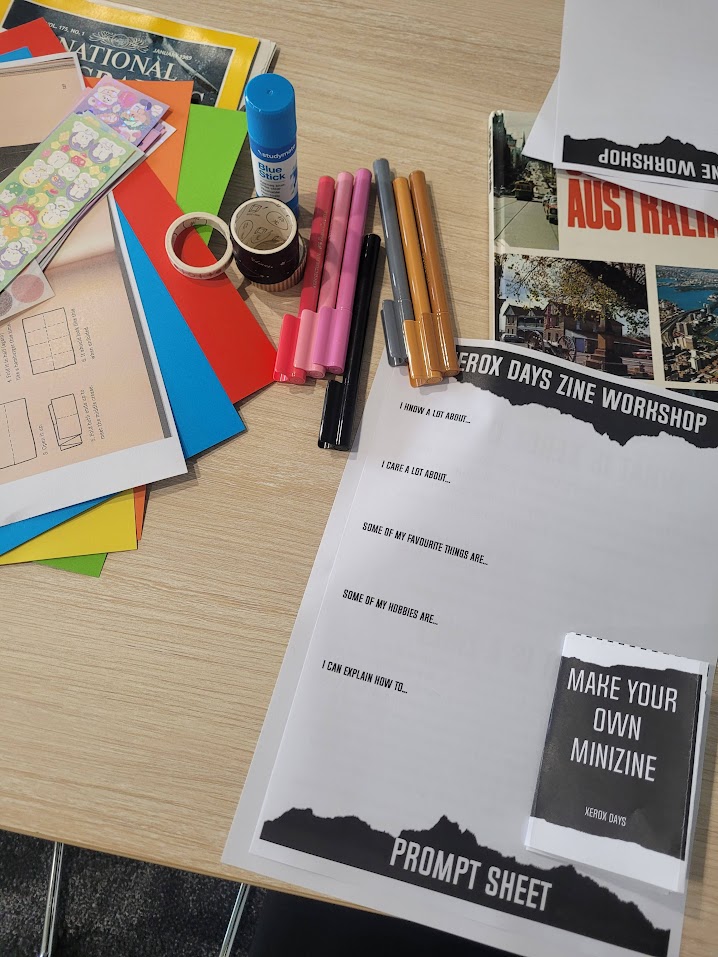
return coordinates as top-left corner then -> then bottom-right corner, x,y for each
0,830 -> 264,956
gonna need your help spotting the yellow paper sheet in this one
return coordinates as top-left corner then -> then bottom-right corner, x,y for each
0,490 -> 137,564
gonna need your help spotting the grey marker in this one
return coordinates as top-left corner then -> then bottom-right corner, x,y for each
373,158 -> 410,366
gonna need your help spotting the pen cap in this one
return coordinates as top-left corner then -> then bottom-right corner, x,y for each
244,74 -> 297,146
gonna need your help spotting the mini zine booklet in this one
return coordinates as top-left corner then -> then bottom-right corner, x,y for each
527,634 -> 709,892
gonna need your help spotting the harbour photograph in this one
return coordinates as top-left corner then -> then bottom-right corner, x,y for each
657,265 -> 718,383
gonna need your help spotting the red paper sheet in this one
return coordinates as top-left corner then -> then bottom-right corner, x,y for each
0,17 -> 62,56
115,164 -> 276,403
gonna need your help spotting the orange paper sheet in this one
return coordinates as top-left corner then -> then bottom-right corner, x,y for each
85,78 -> 193,198
134,486 -> 147,540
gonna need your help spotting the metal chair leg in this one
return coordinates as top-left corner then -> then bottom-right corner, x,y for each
38,842 -> 64,957
218,883 -> 250,957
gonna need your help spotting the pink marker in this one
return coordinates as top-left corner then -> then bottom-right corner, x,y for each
325,168 -> 372,374
295,171 -> 353,378
274,176 -> 335,383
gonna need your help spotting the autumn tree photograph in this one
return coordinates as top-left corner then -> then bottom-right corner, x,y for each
495,253 -> 653,379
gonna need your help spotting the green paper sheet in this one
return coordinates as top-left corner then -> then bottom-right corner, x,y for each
177,104 -> 248,242
37,554 -> 107,577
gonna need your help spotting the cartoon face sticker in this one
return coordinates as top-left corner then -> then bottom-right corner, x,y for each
38,199 -> 73,229
89,138 -> 126,163
119,108 -> 147,131
0,241 -> 27,269
8,204 -> 37,228
266,210 -> 289,230
57,163 -> 80,183
17,236 -> 37,254
150,103 -> 163,119
97,111 -> 120,127
0,183 -> 23,204
19,159 -> 53,187
67,172 -> 99,202
47,150 -> 69,169
88,85 -> 120,109
69,120 -> 99,150
27,192 -> 50,209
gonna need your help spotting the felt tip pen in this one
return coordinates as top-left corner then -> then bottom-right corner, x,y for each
392,176 -> 443,387
275,176 -> 335,383
326,168 -> 372,375
295,171 -> 353,378
409,170 -> 459,377
373,158 -> 410,367
319,234 -> 380,451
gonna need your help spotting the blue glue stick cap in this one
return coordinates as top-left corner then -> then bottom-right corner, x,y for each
245,74 -> 297,146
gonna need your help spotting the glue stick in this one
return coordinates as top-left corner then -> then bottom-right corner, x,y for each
244,74 -> 299,214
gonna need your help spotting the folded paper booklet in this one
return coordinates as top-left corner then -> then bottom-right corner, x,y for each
224,342 -> 718,957
526,633 -> 709,893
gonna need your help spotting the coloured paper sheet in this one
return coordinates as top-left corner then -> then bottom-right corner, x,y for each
0,486 -> 135,563
38,552 -> 105,575
0,17 -> 63,58
177,104 -> 247,242
115,164 -> 277,403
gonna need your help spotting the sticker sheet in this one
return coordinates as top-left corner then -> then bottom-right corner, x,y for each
74,74 -> 169,145
0,112 -> 140,293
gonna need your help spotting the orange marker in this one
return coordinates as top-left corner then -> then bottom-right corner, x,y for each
409,171 -> 459,376
392,176 -> 443,387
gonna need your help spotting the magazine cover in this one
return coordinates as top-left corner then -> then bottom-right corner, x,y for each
527,634 -> 709,893
490,111 -> 718,394
0,0 -> 275,107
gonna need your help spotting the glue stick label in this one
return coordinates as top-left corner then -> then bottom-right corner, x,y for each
250,141 -> 298,213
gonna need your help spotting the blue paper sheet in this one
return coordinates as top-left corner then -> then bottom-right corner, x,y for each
0,209 -> 245,556
0,47 -> 32,62
117,212 -> 245,459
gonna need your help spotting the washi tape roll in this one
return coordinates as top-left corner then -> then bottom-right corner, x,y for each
165,213 -> 234,279
229,198 -> 306,292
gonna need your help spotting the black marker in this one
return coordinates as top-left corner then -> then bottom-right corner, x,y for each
319,234 -> 380,451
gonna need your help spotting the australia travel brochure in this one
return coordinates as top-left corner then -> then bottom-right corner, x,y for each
491,110 -> 718,391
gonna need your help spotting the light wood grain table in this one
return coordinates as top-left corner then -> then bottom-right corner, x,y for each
3,0 -> 717,953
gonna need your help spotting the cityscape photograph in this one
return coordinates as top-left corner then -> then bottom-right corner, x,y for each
657,265 -> 718,384
495,253 -> 653,378
492,111 -> 558,251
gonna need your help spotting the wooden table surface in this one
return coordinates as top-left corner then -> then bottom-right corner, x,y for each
3,0 -> 717,952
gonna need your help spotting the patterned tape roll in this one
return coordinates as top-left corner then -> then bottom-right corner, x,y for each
229,198 -> 306,291
164,213 -> 234,279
